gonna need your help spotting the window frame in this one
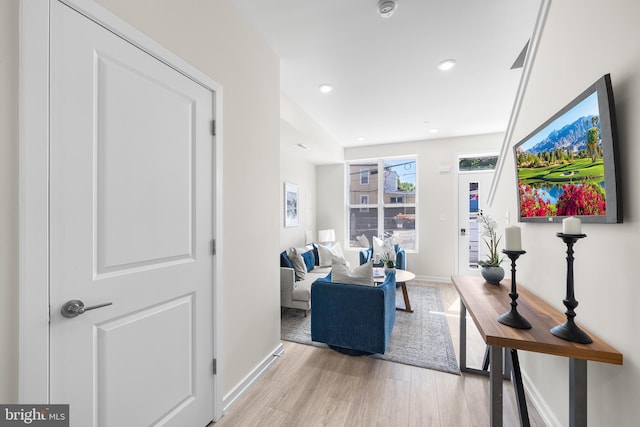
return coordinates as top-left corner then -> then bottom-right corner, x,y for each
347,157 -> 418,252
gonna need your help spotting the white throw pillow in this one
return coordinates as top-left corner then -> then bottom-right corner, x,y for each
318,242 -> 348,267
372,236 -> 385,262
356,234 -> 370,248
288,247 -> 306,280
317,244 -> 332,267
331,260 -> 374,286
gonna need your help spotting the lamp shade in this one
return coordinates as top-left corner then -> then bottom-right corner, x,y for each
318,229 -> 336,243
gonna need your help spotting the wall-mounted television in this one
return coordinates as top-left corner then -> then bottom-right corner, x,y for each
514,74 -> 622,223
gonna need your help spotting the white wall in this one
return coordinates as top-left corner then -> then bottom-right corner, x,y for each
491,0 -> 640,425
280,120 -> 317,249
280,94 -> 343,250
0,0 -> 19,403
317,164 -> 346,245
331,134 -> 504,278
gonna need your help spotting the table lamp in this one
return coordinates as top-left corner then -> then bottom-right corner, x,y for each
318,229 -> 336,247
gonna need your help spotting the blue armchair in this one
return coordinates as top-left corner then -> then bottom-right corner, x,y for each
310,272 -> 396,355
359,245 -> 406,270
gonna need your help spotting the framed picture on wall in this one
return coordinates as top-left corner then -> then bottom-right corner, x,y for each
284,182 -> 299,227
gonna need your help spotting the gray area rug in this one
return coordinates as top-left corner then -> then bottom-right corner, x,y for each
281,284 -> 460,374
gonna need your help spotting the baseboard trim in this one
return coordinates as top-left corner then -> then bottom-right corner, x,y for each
521,368 -> 561,427
222,342 -> 285,414
414,275 -> 451,284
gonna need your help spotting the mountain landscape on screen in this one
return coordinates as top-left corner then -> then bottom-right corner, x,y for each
522,115 -> 599,155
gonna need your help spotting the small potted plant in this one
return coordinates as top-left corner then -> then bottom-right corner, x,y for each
381,237 -> 396,272
478,213 -> 505,284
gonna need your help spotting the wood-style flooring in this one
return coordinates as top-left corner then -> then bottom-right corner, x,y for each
211,281 -> 546,426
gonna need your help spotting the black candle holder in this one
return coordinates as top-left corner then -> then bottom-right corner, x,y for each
498,249 -> 532,329
550,233 -> 593,344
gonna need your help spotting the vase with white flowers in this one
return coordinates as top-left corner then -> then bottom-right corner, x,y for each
380,237 -> 396,272
478,212 -> 505,284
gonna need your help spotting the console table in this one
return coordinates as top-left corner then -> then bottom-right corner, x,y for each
451,275 -> 622,427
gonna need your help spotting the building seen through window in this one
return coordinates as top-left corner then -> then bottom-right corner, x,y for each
348,158 -> 417,250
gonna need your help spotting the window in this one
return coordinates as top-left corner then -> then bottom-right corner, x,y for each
360,169 -> 370,185
348,158 -> 417,250
458,155 -> 498,171
359,195 -> 369,212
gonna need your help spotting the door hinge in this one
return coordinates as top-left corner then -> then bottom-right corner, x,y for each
211,239 -> 216,255
212,358 -> 217,375
211,120 -> 216,136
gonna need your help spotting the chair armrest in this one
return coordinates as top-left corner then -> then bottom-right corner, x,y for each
395,248 -> 406,270
359,248 -> 373,265
280,267 -> 295,306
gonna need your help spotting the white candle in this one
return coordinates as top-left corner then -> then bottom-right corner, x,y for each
505,226 -> 522,251
562,216 -> 582,234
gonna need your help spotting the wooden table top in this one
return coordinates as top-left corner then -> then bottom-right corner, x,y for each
451,275 -> 623,365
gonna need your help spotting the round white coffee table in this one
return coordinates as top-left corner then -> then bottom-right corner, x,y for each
374,269 -> 415,313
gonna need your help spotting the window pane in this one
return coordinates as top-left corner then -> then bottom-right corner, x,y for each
349,207 -> 378,248
459,155 -> 498,171
383,159 -> 416,203
349,162 -> 378,205
384,207 -> 416,250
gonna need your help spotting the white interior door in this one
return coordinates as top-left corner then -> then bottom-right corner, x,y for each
49,2 -> 214,426
457,171 -> 494,275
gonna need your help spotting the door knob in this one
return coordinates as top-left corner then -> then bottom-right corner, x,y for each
61,299 -> 113,318
460,228 -> 467,236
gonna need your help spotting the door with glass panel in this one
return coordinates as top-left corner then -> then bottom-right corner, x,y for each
457,155 -> 497,275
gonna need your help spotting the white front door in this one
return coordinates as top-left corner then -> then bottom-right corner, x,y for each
457,171 -> 494,276
49,2 -> 214,426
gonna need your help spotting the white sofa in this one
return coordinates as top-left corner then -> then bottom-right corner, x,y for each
280,266 -> 331,316
280,243 -> 346,316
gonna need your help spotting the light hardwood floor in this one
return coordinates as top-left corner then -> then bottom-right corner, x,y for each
211,281 -> 546,426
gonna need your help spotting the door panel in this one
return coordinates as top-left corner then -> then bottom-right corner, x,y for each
49,2 -> 214,426
96,54 -> 196,274
457,172 -> 493,275
97,296 -> 194,426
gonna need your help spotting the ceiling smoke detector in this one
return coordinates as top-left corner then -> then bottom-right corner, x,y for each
377,0 -> 397,18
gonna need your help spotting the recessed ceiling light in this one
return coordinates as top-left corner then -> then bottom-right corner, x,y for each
429,128 -> 439,133
357,136 -> 365,142
319,84 -> 334,93
437,59 -> 456,71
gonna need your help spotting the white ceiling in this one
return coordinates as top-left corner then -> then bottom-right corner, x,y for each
228,0 -> 541,147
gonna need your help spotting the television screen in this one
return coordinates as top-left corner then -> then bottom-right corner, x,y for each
514,74 -> 621,223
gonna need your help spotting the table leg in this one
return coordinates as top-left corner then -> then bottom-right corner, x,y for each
460,304 -> 489,376
569,358 -> 587,427
396,282 -> 414,312
490,345 -> 504,427
483,346 -> 490,370
510,349 -> 530,427
460,302 -> 467,371
481,347 -> 510,380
